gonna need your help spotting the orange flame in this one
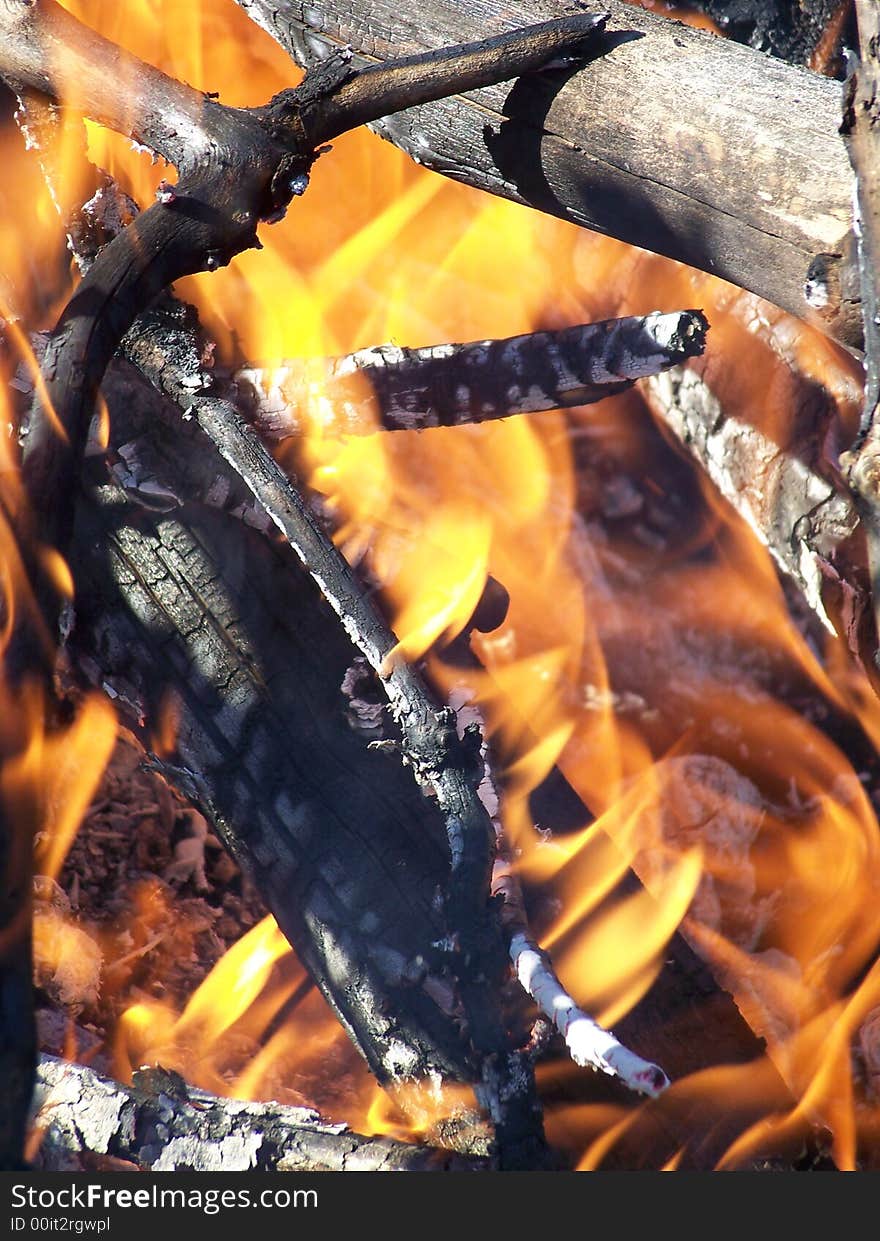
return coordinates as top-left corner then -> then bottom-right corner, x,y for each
6,0 -> 879,1170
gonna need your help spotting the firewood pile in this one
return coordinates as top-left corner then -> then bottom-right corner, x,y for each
3,0 -> 880,1173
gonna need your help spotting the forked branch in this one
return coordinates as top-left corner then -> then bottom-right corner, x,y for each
0,0 -> 606,557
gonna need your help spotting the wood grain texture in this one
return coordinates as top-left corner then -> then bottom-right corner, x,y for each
238,0 -> 858,345
69,361 -> 481,1098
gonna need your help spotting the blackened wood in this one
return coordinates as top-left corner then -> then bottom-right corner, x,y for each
68,362 -> 481,1101
237,0 -> 859,349
117,301 -> 550,1168
61,352 -> 783,1162
15,97 -> 550,1157
689,0 -> 853,70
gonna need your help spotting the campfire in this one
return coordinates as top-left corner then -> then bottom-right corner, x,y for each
3,0 -> 880,1172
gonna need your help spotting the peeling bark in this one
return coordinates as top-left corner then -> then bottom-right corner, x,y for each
235,311 -> 707,438
238,0 -> 860,349
644,364 -> 862,642
33,1055 -> 489,1171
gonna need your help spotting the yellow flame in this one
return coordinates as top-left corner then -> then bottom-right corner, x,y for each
11,0 -> 880,1171
175,916 -> 290,1043
28,693 -> 117,881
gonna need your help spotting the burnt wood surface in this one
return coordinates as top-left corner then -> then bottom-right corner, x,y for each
68,361 -> 481,1101
60,354 -> 783,1168
691,0 -> 852,67
237,0 -> 860,349
34,1056 -> 491,1171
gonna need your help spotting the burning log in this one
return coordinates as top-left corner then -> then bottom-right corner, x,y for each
33,1055 -> 488,1171
58,344 -> 784,1164
0,0 -> 848,1166
235,311 -> 708,438
1,93 -> 806,1157
0,1 -> 618,1166
231,309 -> 871,665
237,0 -> 861,350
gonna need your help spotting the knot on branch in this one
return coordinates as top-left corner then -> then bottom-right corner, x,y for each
264,48 -> 357,146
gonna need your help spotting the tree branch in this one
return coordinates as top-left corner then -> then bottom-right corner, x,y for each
33,1055 -> 489,1171
237,0 -> 860,351
0,0 -> 607,559
234,311 -> 708,438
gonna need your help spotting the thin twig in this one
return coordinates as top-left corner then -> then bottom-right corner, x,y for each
493,858 -> 668,1096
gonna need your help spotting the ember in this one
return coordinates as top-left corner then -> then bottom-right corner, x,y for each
2,0 -> 880,1175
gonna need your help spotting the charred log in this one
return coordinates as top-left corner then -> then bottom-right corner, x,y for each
10,101 -> 678,1163
238,0 -> 860,350
64,344 -> 569,1166
61,351 -> 784,1160
33,1055 -> 489,1171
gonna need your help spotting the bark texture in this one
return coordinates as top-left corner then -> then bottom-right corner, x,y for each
33,1056 -> 489,1171
237,0 -> 860,348
69,357 -> 481,1100
236,311 -> 707,438
644,363 -> 863,644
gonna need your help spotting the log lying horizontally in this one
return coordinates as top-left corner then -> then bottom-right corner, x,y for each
33,1056 -> 488,1171
237,0 -> 861,349
235,311 -> 708,438
228,306 -> 868,662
